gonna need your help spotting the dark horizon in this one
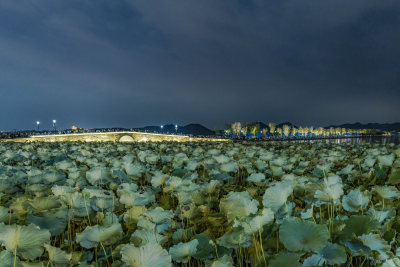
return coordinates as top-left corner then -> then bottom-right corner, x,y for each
1,1 -> 399,131
4,120 -> 400,133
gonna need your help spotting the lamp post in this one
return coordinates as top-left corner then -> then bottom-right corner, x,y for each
175,124 -> 178,133
160,125 -> 163,132
53,120 -> 57,132
36,121 -> 40,132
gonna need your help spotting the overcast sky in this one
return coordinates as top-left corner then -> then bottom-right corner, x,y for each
0,0 -> 399,131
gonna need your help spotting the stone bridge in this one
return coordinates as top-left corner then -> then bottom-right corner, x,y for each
5,132 -> 228,143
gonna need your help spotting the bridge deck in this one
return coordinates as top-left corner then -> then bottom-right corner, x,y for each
1,131 -> 228,142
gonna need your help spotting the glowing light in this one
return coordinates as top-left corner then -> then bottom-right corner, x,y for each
161,125 -> 164,129
141,137 -> 148,142
53,120 -> 56,123
36,121 -> 40,125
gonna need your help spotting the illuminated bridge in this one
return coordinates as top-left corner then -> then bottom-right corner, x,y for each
4,132 -> 227,143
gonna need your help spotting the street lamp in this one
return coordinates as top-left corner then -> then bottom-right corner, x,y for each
53,120 -> 57,132
36,121 -> 40,131
160,125 -> 164,130
175,124 -> 178,133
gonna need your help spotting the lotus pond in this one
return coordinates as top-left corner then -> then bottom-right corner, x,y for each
0,141 -> 400,267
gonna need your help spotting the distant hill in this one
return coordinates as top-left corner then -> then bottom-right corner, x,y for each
277,122 -> 297,129
140,123 -> 215,136
243,122 -> 297,130
135,121 -> 400,137
327,122 -> 400,132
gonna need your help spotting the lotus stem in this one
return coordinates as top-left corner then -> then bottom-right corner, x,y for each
252,235 -> 260,260
284,202 -> 289,216
13,246 -> 17,267
276,231 -> 279,253
95,247 -> 98,266
258,229 -> 267,266
100,241 -> 111,267
110,244 -> 115,262
83,194 -> 91,226
67,209 -> 72,249
359,256 -> 367,267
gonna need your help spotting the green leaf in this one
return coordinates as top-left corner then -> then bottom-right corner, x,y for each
193,233 -> 214,260
44,244 -> 72,266
319,243 -> 347,265
279,218 -> 329,252
340,215 -> 379,241
76,223 -> 123,249
169,239 -> 199,263
0,223 -> 50,260
345,240 -> 371,256
26,214 -> 66,236
269,252 -> 301,267
388,171 -> 400,185
0,250 -> 22,267
121,243 -> 171,267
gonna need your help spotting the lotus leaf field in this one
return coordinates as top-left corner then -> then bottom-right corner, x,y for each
0,141 -> 400,266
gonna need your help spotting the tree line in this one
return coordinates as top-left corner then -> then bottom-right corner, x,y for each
220,122 -> 376,138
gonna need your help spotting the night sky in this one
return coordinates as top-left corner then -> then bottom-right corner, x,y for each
1,1 -> 399,131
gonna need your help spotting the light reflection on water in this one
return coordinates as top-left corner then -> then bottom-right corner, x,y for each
290,136 -> 400,145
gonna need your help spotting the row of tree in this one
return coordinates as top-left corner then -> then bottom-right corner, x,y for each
223,122 -> 373,138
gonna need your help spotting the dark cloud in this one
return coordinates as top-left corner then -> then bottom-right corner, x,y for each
0,0 -> 399,131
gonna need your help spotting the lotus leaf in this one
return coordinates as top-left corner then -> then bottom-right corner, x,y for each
367,207 -> 396,224
44,244 -> 72,266
26,214 -> 66,236
43,171 -> 66,184
247,173 -> 265,184
279,218 -> 329,252
169,239 -> 199,263
123,206 -> 147,226
262,180 -> 293,213
0,223 -> 50,260
337,164 -> 355,175
76,223 -> 123,249
86,167 -> 110,186
340,215 -> 380,241
121,243 -> 171,267
29,196 -> 61,211
344,239 -> 371,256
319,243 -> 347,265
131,229 -> 167,246
373,186 -> 399,200
210,254 -> 234,267
119,190 -> 155,207
0,250 -> 22,267
342,189 -> 370,212
388,170 -> 400,185
300,206 -> 314,219
143,207 -> 174,224
314,175 -> 343,204
269,252 -> 301,267
220,191 -> 259,222
358,233 -> 391,259
217,228 -> 252,249
191,233 -> 214,260
0,206 -> 17,224
378,154 -> 395,167
220,162 -> 238,173
151,172 -> 168,187
233,208 -> 274,235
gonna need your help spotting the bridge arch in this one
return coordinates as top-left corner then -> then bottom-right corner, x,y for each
119,135 -> 135,142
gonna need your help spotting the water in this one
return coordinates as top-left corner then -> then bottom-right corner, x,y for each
289,135 -> 400,145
